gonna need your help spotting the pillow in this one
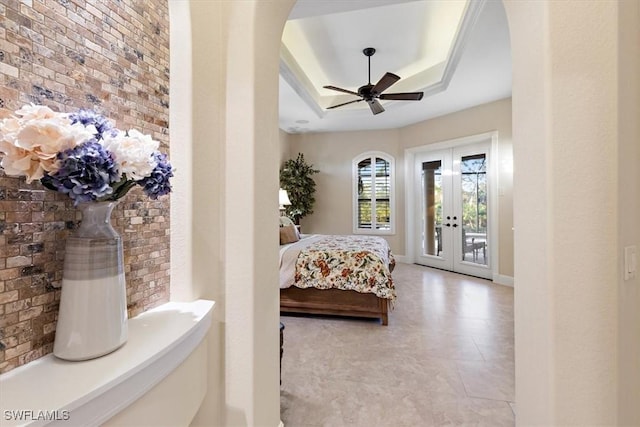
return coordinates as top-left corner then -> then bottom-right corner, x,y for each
279,224 -> 299,245
279,216 -> 295,227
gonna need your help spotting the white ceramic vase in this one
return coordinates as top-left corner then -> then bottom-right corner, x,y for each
53,201 -> 128,361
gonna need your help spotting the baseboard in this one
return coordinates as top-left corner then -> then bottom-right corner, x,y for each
394,255 -> 409,264
493,273 -> 514,287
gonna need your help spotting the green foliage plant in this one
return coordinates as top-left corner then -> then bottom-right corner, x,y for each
279,153 -> 319,224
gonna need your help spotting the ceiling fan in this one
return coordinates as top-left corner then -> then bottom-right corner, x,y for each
324,47 -> 424,115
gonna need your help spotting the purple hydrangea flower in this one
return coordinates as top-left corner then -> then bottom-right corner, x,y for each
41,141 -> 119,204
68,109 -> 115,140
138,152 -> 174,199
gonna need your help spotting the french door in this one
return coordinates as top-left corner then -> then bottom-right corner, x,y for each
414,141 -> 492,279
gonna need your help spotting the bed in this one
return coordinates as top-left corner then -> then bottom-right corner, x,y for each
279,218 -> 396,325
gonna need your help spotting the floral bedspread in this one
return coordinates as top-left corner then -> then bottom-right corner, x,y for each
292,235 -> 396,300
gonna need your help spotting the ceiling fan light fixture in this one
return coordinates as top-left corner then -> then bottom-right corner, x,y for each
324,47 -> 424,115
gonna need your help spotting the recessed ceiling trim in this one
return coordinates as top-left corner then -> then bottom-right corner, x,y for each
288,0 -> 423,20
280,0 -> 486,117
279,0 -> 512,134
438,0 -> 486,92
387,0 -> 487,101
280,45 -> 325,119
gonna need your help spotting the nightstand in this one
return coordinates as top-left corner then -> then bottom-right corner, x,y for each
279,322 -> 284,384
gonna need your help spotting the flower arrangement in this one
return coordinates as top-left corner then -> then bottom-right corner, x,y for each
0,104 -> 173,204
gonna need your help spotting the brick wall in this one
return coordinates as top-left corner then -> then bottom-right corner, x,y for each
0,0 -> 170,373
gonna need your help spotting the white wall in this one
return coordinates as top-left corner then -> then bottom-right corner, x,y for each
278,128 -> 292,166
507,1 -> 627,423
289,128 -> 402,249
169,1 -> 290,426
169,1 -> 226,424
617,0 -> 640,424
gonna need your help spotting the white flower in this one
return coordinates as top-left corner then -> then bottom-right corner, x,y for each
0,104 -> 94,183
102,129 -> 159,180
14,103 -> 59,121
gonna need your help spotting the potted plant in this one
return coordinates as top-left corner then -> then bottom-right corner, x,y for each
279,153 -> 319,224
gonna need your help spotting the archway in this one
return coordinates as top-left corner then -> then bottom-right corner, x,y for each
170,1 -> 634,425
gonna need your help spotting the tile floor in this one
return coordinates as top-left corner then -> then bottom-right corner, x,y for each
280,262 -> 515,427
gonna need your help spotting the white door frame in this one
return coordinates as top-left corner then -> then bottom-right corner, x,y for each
405,131 -> 500,281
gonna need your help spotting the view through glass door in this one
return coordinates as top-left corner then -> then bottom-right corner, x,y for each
415,141 -> 492,279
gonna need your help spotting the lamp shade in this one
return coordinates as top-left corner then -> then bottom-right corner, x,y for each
279,188 -> 291,209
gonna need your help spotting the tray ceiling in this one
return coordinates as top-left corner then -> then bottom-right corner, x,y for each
279,0 -> 512,134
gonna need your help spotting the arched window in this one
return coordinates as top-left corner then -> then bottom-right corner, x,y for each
353,152 -> 395,234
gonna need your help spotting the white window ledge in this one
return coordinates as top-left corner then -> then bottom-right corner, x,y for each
0,299 -> 215,427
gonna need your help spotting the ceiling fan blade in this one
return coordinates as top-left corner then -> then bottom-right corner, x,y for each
323,85 -> 360,96
379,92 -> 424,101
368,99 -> 385,115
371,72 -> 400,95
327,98 -> 364,109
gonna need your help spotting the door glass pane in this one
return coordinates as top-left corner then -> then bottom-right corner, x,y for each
422,160 -> 442,256
460,154 -> 487,265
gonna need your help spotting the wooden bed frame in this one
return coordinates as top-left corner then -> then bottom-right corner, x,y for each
279,232 -> 395,326
280,287 -> 390,325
